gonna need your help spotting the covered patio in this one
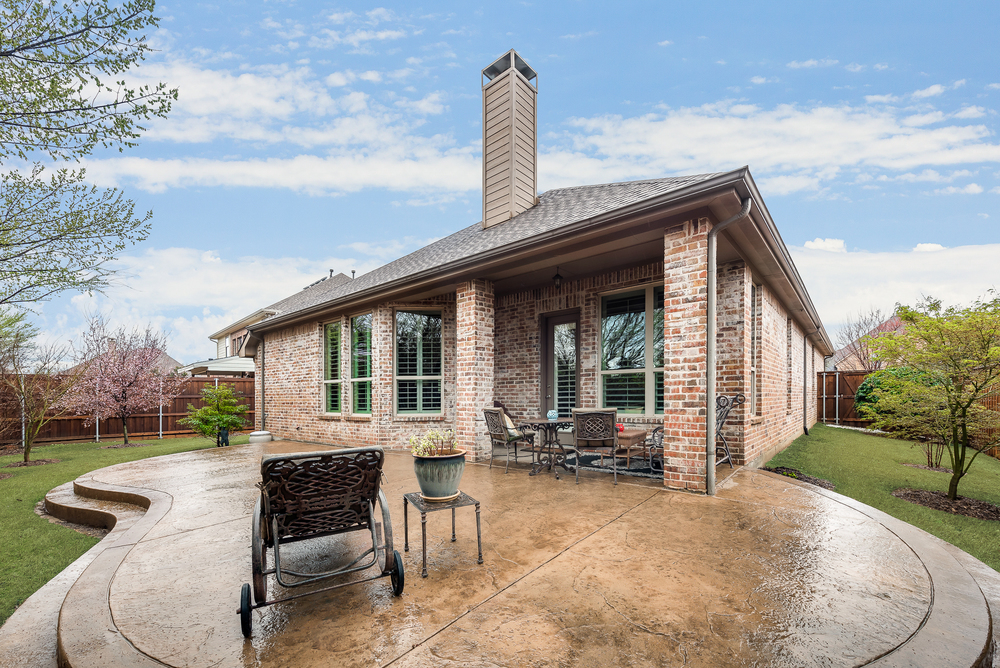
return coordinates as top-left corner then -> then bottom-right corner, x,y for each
3,439 -> 997,668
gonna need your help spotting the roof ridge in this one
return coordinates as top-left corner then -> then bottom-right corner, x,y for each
538,172 -> 722,197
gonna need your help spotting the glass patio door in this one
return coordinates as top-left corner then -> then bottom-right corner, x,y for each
542,313 -> 579,417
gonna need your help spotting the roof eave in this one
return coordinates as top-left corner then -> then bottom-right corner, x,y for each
208,309 -> 278,340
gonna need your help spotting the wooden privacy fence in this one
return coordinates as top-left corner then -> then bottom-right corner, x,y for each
1,377 -> 255,446
817,370 -> 873,428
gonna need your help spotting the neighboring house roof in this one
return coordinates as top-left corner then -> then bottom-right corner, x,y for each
243,166 -> 834,355
65,350 -> 183,376
830,315 -> 905,370
179,356 -> 256,376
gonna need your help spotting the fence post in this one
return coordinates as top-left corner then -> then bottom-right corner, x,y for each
158,377 -> 163,440
835,372 -> 840,425
20,393 -> 26,451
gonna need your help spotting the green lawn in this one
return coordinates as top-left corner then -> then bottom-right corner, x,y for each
767,423 -> 1000,572
0,435 -> 248,625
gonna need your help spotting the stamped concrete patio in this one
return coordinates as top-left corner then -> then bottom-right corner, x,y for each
2,439 -> 999,667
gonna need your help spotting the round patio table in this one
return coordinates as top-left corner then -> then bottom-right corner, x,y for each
520,418 -> 574,479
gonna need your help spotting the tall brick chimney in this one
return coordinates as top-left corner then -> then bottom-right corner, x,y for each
481,49 -> 537,228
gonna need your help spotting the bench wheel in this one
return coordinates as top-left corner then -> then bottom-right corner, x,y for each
240,583 -> 253,638
390,550 -> 404,596
251,509 -> 267,603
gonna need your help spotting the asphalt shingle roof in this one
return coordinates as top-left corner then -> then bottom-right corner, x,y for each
260,173 -> 722,324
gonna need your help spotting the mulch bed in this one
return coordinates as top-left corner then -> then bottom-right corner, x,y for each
0,473 -> 12,480
903,463 -> 952,473
892,488 -> 1000,521
99,441 -> 155,449
3,459 -> 60,468
762,466 -> 836,491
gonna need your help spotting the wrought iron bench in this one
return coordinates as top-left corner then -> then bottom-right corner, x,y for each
238,446 -> 403,637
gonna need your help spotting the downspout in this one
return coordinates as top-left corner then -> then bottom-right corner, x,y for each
706,196 -> 753,496
260,337 -> 266,431
803,335 -> 811,436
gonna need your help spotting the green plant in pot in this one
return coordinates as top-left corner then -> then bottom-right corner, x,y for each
409,429 -> 466,502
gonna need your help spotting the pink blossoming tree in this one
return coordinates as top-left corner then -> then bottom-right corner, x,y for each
64,317 -> 188,445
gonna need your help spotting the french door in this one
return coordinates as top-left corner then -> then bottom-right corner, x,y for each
541,312 -> 579,417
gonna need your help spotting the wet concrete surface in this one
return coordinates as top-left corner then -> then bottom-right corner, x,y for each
5,440 -> 996,667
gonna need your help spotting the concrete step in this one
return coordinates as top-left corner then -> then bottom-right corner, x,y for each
0,482 -> 148,668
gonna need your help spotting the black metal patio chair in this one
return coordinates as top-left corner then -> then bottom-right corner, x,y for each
238,446 -> 403,637
484,407 -> 534,473
569,408 -> 619,484
715,394 -> 745,468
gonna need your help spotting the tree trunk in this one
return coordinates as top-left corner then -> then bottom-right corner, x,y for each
948,471 -> 961,500
122,417 -> 129,445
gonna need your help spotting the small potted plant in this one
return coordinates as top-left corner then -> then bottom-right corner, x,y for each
409,429 -> 466,502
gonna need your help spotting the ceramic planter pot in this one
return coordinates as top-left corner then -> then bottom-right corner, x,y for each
413,450 -> 466,502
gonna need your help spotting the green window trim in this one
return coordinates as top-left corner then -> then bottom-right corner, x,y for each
351,314 -> 372,415
395,311 -> 442,414
599,285 -> 665,415
323,322 -> 342,413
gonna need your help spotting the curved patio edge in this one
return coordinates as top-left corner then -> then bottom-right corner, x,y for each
55,474 -> 173,668
772,477 -> 995,668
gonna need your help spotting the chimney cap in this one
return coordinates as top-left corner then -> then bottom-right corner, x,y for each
483,49 -> 536,85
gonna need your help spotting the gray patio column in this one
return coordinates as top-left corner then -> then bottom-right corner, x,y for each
455,279 -> 495,461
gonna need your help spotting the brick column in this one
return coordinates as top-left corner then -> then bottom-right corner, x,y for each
455,279 -> 495,461
662,219 -> 709,492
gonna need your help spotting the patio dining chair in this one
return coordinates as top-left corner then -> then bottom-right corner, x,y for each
484,407 -> 534,473
646,426 -> 664,472
569,408 -> 619,485
238,446 -> 403,637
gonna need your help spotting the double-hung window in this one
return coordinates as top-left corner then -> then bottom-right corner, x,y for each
323,322 -> 342,413
351,314 -> 372,414
600,285 -> 664,415
395,311 -> 442,414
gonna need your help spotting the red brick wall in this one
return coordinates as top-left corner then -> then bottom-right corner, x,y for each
662,219 -> 710,492
250,220 -> 823,487
455,280 -> 495,460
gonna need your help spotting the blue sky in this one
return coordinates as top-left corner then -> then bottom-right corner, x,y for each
26,0 -> 1000,360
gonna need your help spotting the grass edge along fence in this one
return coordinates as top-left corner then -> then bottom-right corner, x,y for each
0,377 -> 255,446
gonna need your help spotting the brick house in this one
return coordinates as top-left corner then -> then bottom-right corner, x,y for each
238,50 -> 834,494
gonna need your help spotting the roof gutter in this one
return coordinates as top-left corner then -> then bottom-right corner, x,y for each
706,196 -> 753,496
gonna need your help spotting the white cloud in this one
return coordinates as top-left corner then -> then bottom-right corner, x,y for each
874,63 -> 889,71
310,28 -> 406,50
31,247 -> 389,362
792,243 -> 1000,334
912,80 -> 965,99
893,169 -> 973,183
987,83 -> 1000,90
394,91 -> 446,115
954,106 -> 986,119
561,31 -> 597,39
864,94 -> 899,104
804,238 -> 847,252
978,213 -> 990,219
913,243 -> 946,252
327,11 -> 356,23
540,100 -> 1000,193
260,17 -> 305,40
902,111 -> 946,126
991,187 -> 1000,194
750,76 -> 778,84
657,40 -> 673,46
932,183 -> 983,195
786,59 -> 839,69
845,63 -> 865,73
366,8 -> 395,24
912,84 -> 946,99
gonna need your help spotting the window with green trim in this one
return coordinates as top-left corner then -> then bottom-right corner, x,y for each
600,285 -> 664,415
351,314 -> 372,414
323,322 -> 341,413
396,311 -> 442,413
